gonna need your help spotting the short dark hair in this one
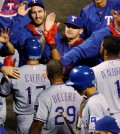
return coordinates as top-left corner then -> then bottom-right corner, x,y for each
102,35 -> 120,55
47,59 -> 63,78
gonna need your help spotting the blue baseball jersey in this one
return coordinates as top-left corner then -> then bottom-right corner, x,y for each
60,22 -> 120,68
0,0 -> 30,32
80,0 -> 118,38
9,23 -> 61,66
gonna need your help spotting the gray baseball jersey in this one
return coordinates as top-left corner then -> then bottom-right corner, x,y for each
81,92 -> 110,134
0,64 -> 50,114
0,57 -> 6,125
92,60 -> 120,115
34,84 -> 82,134
0,64 -> 50,134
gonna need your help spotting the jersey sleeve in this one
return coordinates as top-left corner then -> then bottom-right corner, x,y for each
33,94 -> 49,123
0,78 -> 12,96
88,102 -> 105,132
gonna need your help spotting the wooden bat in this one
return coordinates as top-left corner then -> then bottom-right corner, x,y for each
59,109 -> 75,134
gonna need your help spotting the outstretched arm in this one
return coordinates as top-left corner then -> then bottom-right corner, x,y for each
0,28 -> 15,56
17,1 -> 31,16
43,12 -> 61,60
0,66 -> 20,80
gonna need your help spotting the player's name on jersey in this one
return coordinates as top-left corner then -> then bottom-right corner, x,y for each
101,67 -> 120,79
52,92 -> 77,103
25,73 -> 46,83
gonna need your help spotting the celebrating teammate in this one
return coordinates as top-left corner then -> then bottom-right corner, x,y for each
0,37 -> 50,134
80,0 -> 116,38
29,59 -> 82,134
0,0 -> 31,33
92,35 -> 120,121
44,2 -> 120,69
9,0 -> 58,66
66,66 -> 110,133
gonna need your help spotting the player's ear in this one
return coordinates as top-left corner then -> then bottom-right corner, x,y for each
111,10 -> 117,18
79,29 -> 84,35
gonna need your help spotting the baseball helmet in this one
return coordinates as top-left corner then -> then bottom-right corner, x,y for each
66,66 -> 96,92
22,37 -> 42,60
95,116 -> 120,132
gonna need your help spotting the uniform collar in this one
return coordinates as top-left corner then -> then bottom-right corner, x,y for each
26,23 -> 43,36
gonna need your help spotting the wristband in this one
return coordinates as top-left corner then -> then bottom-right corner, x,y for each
49,45 -> 57,50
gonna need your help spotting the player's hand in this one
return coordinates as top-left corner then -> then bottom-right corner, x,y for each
18,1 -> 31,16
4,56 -> 16,67
1,66 -> 20,81
45,12 -> 57,31
0,28 -> 10,44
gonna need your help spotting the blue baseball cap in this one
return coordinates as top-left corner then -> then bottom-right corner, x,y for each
111,1 -> 120,13
95,116 -> 120,133
64,15 -> 83,29
28,0 -> 44,9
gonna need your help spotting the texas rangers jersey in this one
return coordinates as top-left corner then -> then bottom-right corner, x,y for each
34,84 -> 83,134
0,64 -> 50,114
81,92 -> 110,134
60,22 -> 120,67
9,24 -> 61,66
80,0 -> 114,38
92,60 -> 120,115
0,0 -> 30,32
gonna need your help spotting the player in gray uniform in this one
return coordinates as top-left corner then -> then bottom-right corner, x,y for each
92,35 -> 120,123
66,65 -> 110,134
0,37 -> 50,134
29,59 -> 83,134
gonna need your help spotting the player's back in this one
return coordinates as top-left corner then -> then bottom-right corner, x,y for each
92,60 -> 120,114
81,92 -> 110,134
35,84 -> 82,134
1,64 -> 50,115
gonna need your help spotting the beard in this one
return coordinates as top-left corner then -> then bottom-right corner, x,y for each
31,17 -> 45,27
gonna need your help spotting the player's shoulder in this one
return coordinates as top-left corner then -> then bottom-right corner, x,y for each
82,2 -> 95,12
92,61 -> 108,70
91,26 -> 110,40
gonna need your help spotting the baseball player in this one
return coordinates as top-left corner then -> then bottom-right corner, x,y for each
80,0 -> 117,38
0,37 -> 50,134
92,35 -> 120,122
44,2 -> 120,69
95,116 -> 120,133
0,0 -> 31,33
66,66 -> 110,133
29,59 -> 83,134
9,0 -> 59,66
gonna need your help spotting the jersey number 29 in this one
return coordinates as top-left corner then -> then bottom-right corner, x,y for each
55,106 -> 76,125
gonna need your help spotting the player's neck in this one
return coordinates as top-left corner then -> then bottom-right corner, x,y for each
114,20 -> 120,32
26,60 -> 40,65
104,55 -> 118,61
67,36 -> 80,45
86,87 -> 97,98
34,23 -> 45,31
95,1 -> 107,8
50,77 -> 64,85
